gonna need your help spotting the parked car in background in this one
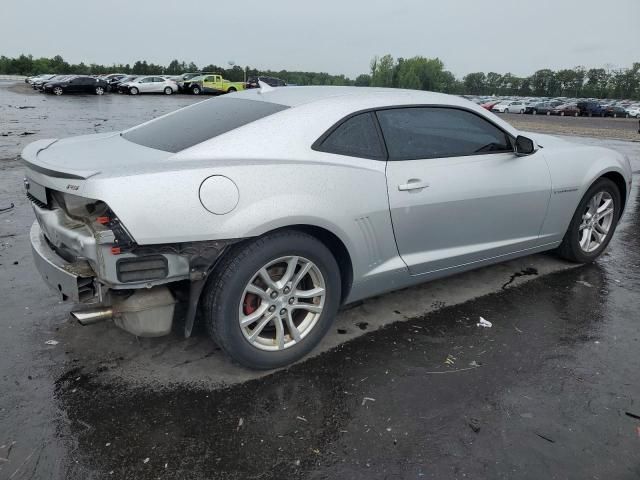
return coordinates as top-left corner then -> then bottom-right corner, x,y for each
28,74 -> 56,86
183,74 -> 246,95
23,86 -> 632,369
43,76 -> 108,95
605,106 -> 629,118
481,100 -> 502,111
119,76 -> 178,95
551,103 -> 580,117
107,75 -> 136,92
492,100 -> 526,114
577,101 -> 606,117
33,74 -> 70,90
246,76 -> 287,89
625,106 -> 640,118
525,102 -> 556,115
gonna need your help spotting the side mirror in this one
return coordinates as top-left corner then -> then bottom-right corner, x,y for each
514,135 -> 535,156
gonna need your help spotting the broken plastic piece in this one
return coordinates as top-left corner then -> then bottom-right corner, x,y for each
477,317 -> 492,328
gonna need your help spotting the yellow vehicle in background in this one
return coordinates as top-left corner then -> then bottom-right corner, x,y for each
182,74 -> 245,95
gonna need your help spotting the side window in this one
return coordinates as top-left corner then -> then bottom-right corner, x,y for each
376,107 -> 512,160
315,112 -> 385,160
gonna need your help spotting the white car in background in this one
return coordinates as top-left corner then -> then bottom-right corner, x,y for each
625,105 -> 640,118
120,76 -> 179,95
492,100 -> 527,114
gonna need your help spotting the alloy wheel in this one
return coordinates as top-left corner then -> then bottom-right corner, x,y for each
579,191 -> 615,253
238,256 -> 326,351
53,87 -> 63,96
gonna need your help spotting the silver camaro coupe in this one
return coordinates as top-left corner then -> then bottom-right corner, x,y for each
23,85 -> 632,369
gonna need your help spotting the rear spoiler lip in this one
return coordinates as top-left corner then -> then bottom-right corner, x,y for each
21,137 -> 100,180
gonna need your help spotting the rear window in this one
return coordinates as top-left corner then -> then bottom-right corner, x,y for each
122,97 -> 289,153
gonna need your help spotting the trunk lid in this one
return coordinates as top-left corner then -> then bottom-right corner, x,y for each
21,132 -> 172,180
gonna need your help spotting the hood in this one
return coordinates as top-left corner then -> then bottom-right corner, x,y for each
21,132 -> 172,180
520,131 -> 572,149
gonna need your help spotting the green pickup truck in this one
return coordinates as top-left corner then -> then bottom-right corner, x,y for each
183,74 -> 245,95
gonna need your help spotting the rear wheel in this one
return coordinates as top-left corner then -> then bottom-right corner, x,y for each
227,87 -> 237,93
504,108 -> 509,114
202,230 -> 341,369
574,112 -> 579,117
95,86 -> 105,95
546,111 -> 551,115
53,86 -> 63,96
163,86 -> 173,95
532,109 -> 537,115
556,178 -> 621,263
560,111 -> 565,116
129,86 -> 139,95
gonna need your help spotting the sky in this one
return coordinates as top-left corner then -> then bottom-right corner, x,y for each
2,0 -> 638,78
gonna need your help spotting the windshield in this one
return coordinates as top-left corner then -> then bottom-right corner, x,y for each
122,97 -> 289,153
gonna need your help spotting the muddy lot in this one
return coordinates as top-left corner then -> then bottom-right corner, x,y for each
1,81 -> 640,479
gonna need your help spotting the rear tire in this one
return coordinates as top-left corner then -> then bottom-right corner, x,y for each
227,87 -> 237,93
164,86 -> 173,95
53,86 -> 63,96
95,86 -> 105,95
202,230 -> 341,369
504,108 -> 509,114
556,178 -> 621,263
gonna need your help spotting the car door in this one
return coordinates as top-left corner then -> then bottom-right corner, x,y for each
65,77 -> 81,93
380,106 -> 551,275
152,77 -> 165,92
137,77 -> 152,92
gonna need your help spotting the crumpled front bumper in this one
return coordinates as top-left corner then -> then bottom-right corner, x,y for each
30,221 -> 97,303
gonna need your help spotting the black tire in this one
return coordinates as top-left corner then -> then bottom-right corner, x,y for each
202,230 -> 341,369
95,86 -> 105,95
556,178 -> 621,263
191,85 -> 201,95
53,86 -> 63,96
129,86 -> 139,95
163,86 -> 173,95
227,87 -> 237,93
546,111 -> 551,115
532,109 -> 537,115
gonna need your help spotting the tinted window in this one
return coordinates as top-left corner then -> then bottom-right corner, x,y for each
376,107 -> 512,160
316,112 -> 385,160
123,97 -> 289,153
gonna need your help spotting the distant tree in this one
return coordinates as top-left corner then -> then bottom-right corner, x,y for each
354,74 -> 371,86
370,54 -> 394,87
463,72 -> 486,95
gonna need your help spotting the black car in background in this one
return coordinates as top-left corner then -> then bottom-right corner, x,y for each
104,74 -> 127,91
525,102 -> 557,115
43,76 -> 108,95
577,101 -> 606,117
245,76 -> 287,89
109,75 -> 137,92
605,106 -> 629,118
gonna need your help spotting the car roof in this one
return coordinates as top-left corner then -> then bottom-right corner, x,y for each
231,86 -> 474,109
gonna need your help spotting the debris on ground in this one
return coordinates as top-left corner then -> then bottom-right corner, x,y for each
355,321 -> 369,330
625,412 -> 640,420
237,418 -> 243,430
18,131 -> 36,136
576,280 -> 594,288
535,433 -> 555,443
143,457 -> 150,464
0,203 -> 14,213
296,416 -> 308,423
362,397 -> 376,406
445,354 -> 456,365
44,340 -> 59,345
477,317 -> 492,328
468,418 -> 481,433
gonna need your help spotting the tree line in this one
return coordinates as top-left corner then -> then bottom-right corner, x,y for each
2,53 -> 639,100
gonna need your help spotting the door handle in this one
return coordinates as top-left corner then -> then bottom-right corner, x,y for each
398,179 -> 429,191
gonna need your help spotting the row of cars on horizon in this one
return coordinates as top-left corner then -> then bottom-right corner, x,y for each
24,72 -> 288,96
470,96 -> 640,118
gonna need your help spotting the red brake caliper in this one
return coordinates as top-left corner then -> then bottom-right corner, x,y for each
243,293 -> 260,315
